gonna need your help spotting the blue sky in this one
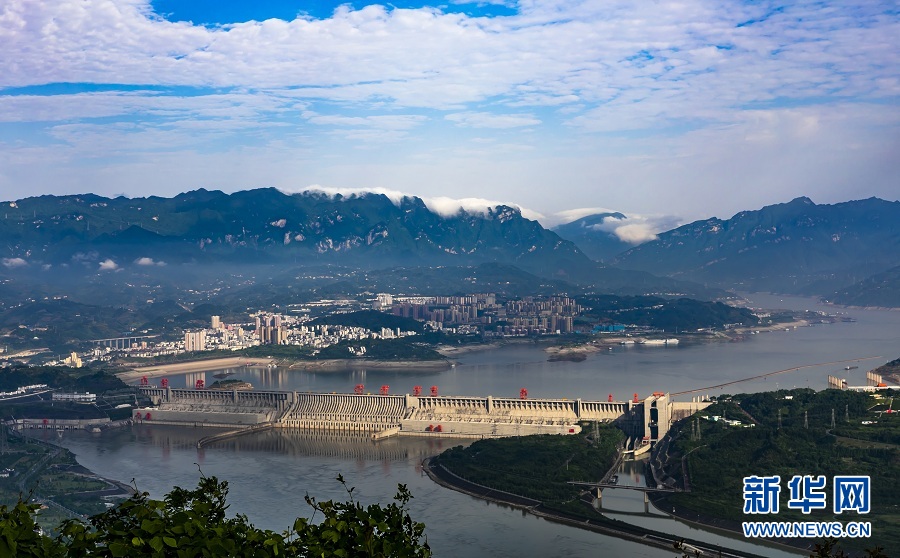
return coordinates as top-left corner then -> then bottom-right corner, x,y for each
0,0 -> 897,239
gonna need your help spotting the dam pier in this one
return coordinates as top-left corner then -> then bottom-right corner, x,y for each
136,386 -> 710,447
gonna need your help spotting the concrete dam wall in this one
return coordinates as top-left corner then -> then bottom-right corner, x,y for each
139,387 -> 291,427
136,387 -> 691,441
282,393 -> 408,432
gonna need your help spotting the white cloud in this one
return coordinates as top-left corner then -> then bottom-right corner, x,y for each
134,257 -> 165,266
1,257 -> 27,268
3,1 -> 894,112
549,208 -> 683,244
589,214 -> 684,245
305,113 -> 427,130
603,222 -> 659,245
0,1 -> 896,216
98,258 -> 119,270
423,196 -> 544,221
552,207 -> 624,226
445,112 -> 541,129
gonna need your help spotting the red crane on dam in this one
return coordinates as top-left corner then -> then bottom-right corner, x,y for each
413,385 -> 422,396
380,385 -> 390,395
430,386 -> 438,397
354,384 -> 364,395
519,388 -> 528,400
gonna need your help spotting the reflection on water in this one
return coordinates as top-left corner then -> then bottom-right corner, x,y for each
207,429 -> 458,463
183,371 -> 207,389
56,425 -> 680,557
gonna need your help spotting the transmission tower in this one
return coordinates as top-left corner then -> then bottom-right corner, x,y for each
831,409 -> 836,429
845,404 -> 850,423
777,409 -> 782,430
804,410 -> 808,429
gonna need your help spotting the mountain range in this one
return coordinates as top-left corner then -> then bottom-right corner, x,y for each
3,188 -> 586,271
0,189 -> 716,303
610,197 -> 900,296
2,190 -> 898,305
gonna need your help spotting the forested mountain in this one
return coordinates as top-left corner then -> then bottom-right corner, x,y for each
828,264 -> 900,308
611,197 -> 900,296
1,188 -> 589,275
0,188 -> 721,300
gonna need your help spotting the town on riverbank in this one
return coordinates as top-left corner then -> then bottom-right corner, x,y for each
4,289 -> 835,377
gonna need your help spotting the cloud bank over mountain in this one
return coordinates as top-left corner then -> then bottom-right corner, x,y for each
0,1 -> 896,219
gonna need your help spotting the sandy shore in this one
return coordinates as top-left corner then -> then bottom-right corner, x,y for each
544,336 -> 671,355
544,342 -> 607,356
435,342 -> 501,357
542,319 -> 816,356
731,318 -> 809,334
116,357 -> 274,381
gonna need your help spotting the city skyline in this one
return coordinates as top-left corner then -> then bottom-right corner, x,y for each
1,1 -> 897,232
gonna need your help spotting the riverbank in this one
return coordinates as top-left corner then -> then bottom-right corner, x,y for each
7,431 -> 135,527
543,318 -> 816,357
730,318 -> 810,335
434,342 -> 502,357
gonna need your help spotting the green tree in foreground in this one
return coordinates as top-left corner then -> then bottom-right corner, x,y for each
0,474 -> 430,558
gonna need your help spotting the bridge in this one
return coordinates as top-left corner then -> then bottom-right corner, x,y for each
136,386 -> 711,445
568,480 -> 680,514
568,482 -> 680,493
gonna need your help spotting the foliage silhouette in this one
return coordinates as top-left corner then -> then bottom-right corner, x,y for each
0,474 -> 430,558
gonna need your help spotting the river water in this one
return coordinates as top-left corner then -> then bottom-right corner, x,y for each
48,295 -> 899,557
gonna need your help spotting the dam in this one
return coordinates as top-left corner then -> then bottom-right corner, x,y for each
136,386 -> 710,445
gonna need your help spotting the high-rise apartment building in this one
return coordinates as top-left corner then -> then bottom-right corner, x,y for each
184,330 -> 206,352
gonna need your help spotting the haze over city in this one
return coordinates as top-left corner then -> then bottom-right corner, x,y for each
2,0 -> 897,233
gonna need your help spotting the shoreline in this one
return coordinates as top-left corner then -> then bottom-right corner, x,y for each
543,318 -> 815,356
435,342 -> 501,357
13,430 -> 137,522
